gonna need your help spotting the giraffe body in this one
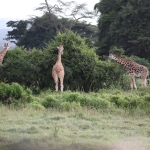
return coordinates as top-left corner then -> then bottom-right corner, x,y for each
108,53 -> 149,89
52,45 -> 64,92
0,43 -> 9,65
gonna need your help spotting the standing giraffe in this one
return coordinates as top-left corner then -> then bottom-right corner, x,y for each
108,53 -> 149,90
52,44 -> 65,92
0,43 -> 9,65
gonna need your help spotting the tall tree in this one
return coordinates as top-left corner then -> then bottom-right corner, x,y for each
5,20 -> 30,44
36,0 -> 97,32
5,0 -> 98,49
95,0 -> 150,61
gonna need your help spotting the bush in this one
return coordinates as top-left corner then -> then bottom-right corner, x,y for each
0,31 -> 135,92
78,96 -> 92,107
139,95 -> 150,114
65,92 -> 81,103
9,82 -> 23,98
0,82 -> 32,104
59,102 -> 81,111
90,98 -> 110,109
29,103 -> 45,110
42,96 -> 60,108
110,95 -> 128,108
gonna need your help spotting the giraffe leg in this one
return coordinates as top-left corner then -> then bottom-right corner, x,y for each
58,70 -> 64,92
52,71 -> 59,91
141,77 -> 147,86
130,77 -> 134,90
132,76 -> 137,90
130,76 -> 137,90
55,80 -> 59,91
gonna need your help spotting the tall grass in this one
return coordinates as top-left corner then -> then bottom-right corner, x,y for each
0,83 -> 150,149
0,106 -> 150,150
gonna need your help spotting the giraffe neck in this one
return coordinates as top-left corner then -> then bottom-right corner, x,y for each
0,48 -> 8,65
112,55 -> 130,68
57,51 -> 62,63
0,48 -> 8,58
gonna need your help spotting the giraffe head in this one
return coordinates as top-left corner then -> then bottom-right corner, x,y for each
57,44 -> 64,55
108,53 -> 116,62
4,43 -> 9,50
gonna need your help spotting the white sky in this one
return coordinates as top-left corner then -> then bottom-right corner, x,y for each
0,0 -> 99,29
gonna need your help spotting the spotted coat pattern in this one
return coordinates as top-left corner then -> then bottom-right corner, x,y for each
108,53 -> 149,89
0,43 -> 9,65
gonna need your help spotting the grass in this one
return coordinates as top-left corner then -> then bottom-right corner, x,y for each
0,106 -> 150,150
0,83 -> 150,150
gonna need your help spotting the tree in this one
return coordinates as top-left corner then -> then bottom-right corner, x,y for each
94,0 -> 150,61
5,0 -> 98,49
36,0 -> 97,32
5,20 -> 30,44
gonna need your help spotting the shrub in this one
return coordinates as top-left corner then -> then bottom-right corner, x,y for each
144,95 -> 150,102
42,96 -> 60,108
110,95 -> 128,108
9,82 -> 23,98
0,82 -> 9,100
90,98 -> 110,109
29,103 -> 45,110
65,92 -> 81,103
78,96 -> 92,107
0,82 -> 32,104
59,102 -> 81,111
139,96 -> 150,115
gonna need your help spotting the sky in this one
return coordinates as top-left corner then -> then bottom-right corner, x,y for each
0,0 -> 99,29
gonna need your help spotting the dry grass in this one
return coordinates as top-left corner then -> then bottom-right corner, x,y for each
0,106 -> 150,150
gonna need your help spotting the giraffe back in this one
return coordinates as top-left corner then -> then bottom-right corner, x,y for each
108,53 -> 149,78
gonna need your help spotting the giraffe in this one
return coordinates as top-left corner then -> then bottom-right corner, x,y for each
0,43 -> 9,65
108,53 -> 149,90
52,44 -> 65,92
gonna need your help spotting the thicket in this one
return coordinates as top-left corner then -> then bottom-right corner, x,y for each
95,0 -> 150,61
0,31 -> 137,92
0,82 -> 32,105
0,82 -> 150,115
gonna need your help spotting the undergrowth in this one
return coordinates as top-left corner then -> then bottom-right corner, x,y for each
0,82 -> 150,115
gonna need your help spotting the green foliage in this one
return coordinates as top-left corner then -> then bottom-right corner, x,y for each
5,12 -> 98,49
65,92 -> 81,103
89,98 -> 110,109
0,82 -> 32,104
109,46 -> 125,56
42,96 -> 60,108
60,102 -> 81,111
29,103 -> 45,110
45,30 -> 99,91
96,0 -> 150,61
144,96 -> 150,102
1,31 -> 142,92
110,94 -> 141,110
63,92 -> 110,109
1,84 -> 150,114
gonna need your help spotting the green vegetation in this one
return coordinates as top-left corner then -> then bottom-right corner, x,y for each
0,82 -> 150,114
95,0 -> 150,61
0,84 -> 150,150
2,1 -> 150,149
2,31 -> 138,92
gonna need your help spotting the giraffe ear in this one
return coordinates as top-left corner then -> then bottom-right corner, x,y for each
57,46 -> 59,49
